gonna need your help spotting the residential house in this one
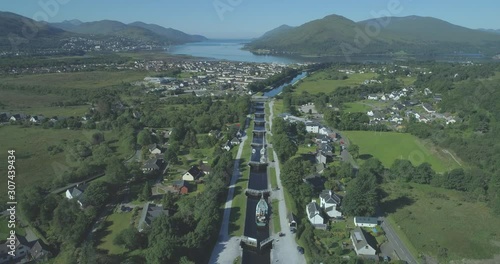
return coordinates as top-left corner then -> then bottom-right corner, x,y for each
354,217 -> 378,227
9,114 -> 27,122
199,163 -> 211,175
316,152 -> 328,165
230,137 -> 241,146
316,134 -> 331,144
306,200 -> 323,225
351,227 -> 377,256
208,130 -> 221,139
148,143 -> 162,154
367,111 -> 374,117
172,180 -> 189,194
315,163 -> 326,174
141,158 -> 163,173
65,184 -> 87,207
318,127 -> 332,136
422,103 -> 436,114
305,121 -> 320,134
182,166 -> 203,181
137,202 -> 169,232
0,236 -> 50,264
319,190 -> 342,218
222,140 -> 232,151
0,112 -> 11,122
367,94 -> 378,100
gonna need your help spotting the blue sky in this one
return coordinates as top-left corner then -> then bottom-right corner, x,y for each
1,0 -> 499,38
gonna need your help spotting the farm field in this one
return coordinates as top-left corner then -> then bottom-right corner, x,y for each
382,182 -> 500,262
295,71 -> 377,94
343,131 -> 461,173
343,102 -> 372,113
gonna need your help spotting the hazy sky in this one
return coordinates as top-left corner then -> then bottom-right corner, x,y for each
1,0 -> 499,38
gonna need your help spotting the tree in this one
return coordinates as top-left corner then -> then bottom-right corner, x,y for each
348,144 -> 360,159
83,181 -> 109,207
79,241 -> 97,264
343,170 -> 378,216
273,134 -> 298,162
390,159 -> 415,182
137,130 -> 153,146
106,157 -> 129,183
139,182 -> 152,202
413,162 -> 435,184
162,191 -> 178,210
91,132 -> 105,145
113,227 -> 143,250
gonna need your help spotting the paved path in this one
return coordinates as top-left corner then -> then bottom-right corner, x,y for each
209,133 -> 249,264
380,217 -> 419,264
268,100 -> 306,264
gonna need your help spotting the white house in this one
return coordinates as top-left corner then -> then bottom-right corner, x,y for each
306,200 -> 323,225
367,94 -> 378,100
65,184 -> 86,207
367,111 -> 374,117
148,144 -> 162,154
318,127 -> 332,136
305,122 -> 320,134
182,166 -> 203,181
351,227 -> 377,256
354,217 -> 378,227
319,190 -> 342,218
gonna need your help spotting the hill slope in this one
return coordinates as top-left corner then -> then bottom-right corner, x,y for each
246,15 -> 500,57
0,11 -> 71,50
129,22 -> 206,43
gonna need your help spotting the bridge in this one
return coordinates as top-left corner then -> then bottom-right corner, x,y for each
245,188 -> 271,198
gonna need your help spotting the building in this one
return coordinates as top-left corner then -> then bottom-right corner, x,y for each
351,227 -> 377,256
305,121 -> 320,134
422,103 -> 436,113
0,236 -> 50,264
141,158 -> 163,173
137,202 -> 169,232
65,184 -> 87,207
147,143 -> 162,154
306,200 -> 323,225
182,166 -> 203,181
319,190 -> 342,218
172,180 -> 189,194
354,217 -> 378,227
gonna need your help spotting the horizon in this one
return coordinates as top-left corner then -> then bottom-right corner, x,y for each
1,0 -> 500,38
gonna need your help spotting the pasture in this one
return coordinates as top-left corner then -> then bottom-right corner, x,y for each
295,71 -> 377,94
343,131 -> 461,173
382,182 -> 500,262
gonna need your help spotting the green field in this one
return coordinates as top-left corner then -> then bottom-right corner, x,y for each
295,71 -> 377,94
0,71 -> 150,90
344,131 -> 461,173
97,211 -> 133,255
343,102 -> 372,113
0,126 -> 123,201
382,182 -> 500,261
271,199 -> 281,233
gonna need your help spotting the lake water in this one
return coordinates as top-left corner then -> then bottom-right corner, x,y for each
166,39 -> 300,64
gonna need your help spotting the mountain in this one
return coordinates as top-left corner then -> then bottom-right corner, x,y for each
129,22 -> 207,43
246,15 -> 500,57
51,19 -> 206,44
478,28 -> 500,35
260,24 -> 294,38
50,19 -> 83,31
0,11 -> 71,50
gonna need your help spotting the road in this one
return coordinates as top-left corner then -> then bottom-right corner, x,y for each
209,132 -> 249,264
268,100 -> 306,264
380,217 -> 419,264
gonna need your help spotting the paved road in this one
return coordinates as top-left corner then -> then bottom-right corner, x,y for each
209,132 -> 249,264
380,217 -> 419,264
268,100 -> 306,264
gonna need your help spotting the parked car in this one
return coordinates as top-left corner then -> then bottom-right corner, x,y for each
297,246 -> 304,254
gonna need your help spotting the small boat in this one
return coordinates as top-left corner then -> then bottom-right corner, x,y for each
256,194 -> 268,227
252,148 -> 256,154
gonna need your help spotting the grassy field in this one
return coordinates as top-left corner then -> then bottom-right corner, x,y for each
0,71 -> 150,90
97,211 -> 133,255
382,182 -> 500,262
0,126 -> 123,201
271,199 -> 281,233
343,102 -> 372,113
272,100 -> 284,115
295,71 -> 377,94
343,131 -> 461,173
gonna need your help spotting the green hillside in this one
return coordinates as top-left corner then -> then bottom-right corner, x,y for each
246,14 -> 500,57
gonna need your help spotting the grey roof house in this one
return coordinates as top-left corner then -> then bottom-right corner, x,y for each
137,202 -> 170,232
